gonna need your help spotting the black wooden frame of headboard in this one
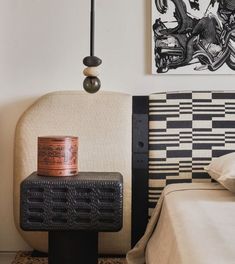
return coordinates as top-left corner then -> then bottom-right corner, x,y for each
131,96 -> 149,247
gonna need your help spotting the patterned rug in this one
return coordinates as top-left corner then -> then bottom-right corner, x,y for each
12,252 -> 127,264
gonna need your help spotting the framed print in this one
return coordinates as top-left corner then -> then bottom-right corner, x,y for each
152,0 -> 235,74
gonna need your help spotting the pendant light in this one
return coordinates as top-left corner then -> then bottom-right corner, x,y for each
83,0 -> 102,93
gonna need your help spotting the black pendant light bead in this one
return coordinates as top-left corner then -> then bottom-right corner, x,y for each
83,76 -> 101,94
83,56 -> 102,67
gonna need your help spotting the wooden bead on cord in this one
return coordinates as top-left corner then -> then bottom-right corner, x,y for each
83,67 -> 100,77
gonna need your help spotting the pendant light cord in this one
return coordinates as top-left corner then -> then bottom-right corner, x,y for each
83,0 -> 101,93
90,0 -> 95,56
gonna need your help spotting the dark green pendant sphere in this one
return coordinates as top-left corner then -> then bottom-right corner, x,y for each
83,76 -> 101,94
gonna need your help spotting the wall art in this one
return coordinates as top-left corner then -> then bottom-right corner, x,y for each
152,0 -> 235,74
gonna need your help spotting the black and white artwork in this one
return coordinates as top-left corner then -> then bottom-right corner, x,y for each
152,0 -> 235,74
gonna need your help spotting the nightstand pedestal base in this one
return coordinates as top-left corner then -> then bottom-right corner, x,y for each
49,231 -> 98,264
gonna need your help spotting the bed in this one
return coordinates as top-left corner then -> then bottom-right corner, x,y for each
128,182 -> 235,264
130,91 -> 235,264
14,90 -> 235,261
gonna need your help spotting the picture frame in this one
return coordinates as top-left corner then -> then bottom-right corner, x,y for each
151,0 -> 235,74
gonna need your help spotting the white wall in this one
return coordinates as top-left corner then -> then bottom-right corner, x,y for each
1,0 -> 235,251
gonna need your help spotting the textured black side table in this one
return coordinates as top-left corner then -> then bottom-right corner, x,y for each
20,172 -> 123,264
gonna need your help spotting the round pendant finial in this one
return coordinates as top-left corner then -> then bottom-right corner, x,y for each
83,76 -> 101,94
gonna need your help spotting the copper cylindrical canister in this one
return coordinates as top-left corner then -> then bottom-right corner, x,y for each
37,136 -> 78,177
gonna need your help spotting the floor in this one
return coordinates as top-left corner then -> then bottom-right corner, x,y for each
0,253 -> 16,264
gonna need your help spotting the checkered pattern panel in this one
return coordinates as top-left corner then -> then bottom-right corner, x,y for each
148,91 -> 235,216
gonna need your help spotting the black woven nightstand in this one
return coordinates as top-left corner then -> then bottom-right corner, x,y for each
20,172 -> 123,264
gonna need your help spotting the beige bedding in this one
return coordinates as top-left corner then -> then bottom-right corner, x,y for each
127,183 -> 235,264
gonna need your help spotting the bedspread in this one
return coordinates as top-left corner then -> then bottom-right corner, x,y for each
127,183 -> 235,264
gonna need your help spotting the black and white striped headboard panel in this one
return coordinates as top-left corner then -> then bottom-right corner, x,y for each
132,91 -> 235,246
149,91 -> 235,214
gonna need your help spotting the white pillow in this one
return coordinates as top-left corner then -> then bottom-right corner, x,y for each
204,152 -> 235,193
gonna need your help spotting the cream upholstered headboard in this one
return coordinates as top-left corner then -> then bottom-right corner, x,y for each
14,91 -> 132,255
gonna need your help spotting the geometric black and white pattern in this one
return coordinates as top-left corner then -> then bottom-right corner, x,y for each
148,91 -> 235,216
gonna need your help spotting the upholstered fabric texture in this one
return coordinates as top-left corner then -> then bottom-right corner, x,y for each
148,91 -> 235,216
14,91 -> 132,254
205,152 -> 235,192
